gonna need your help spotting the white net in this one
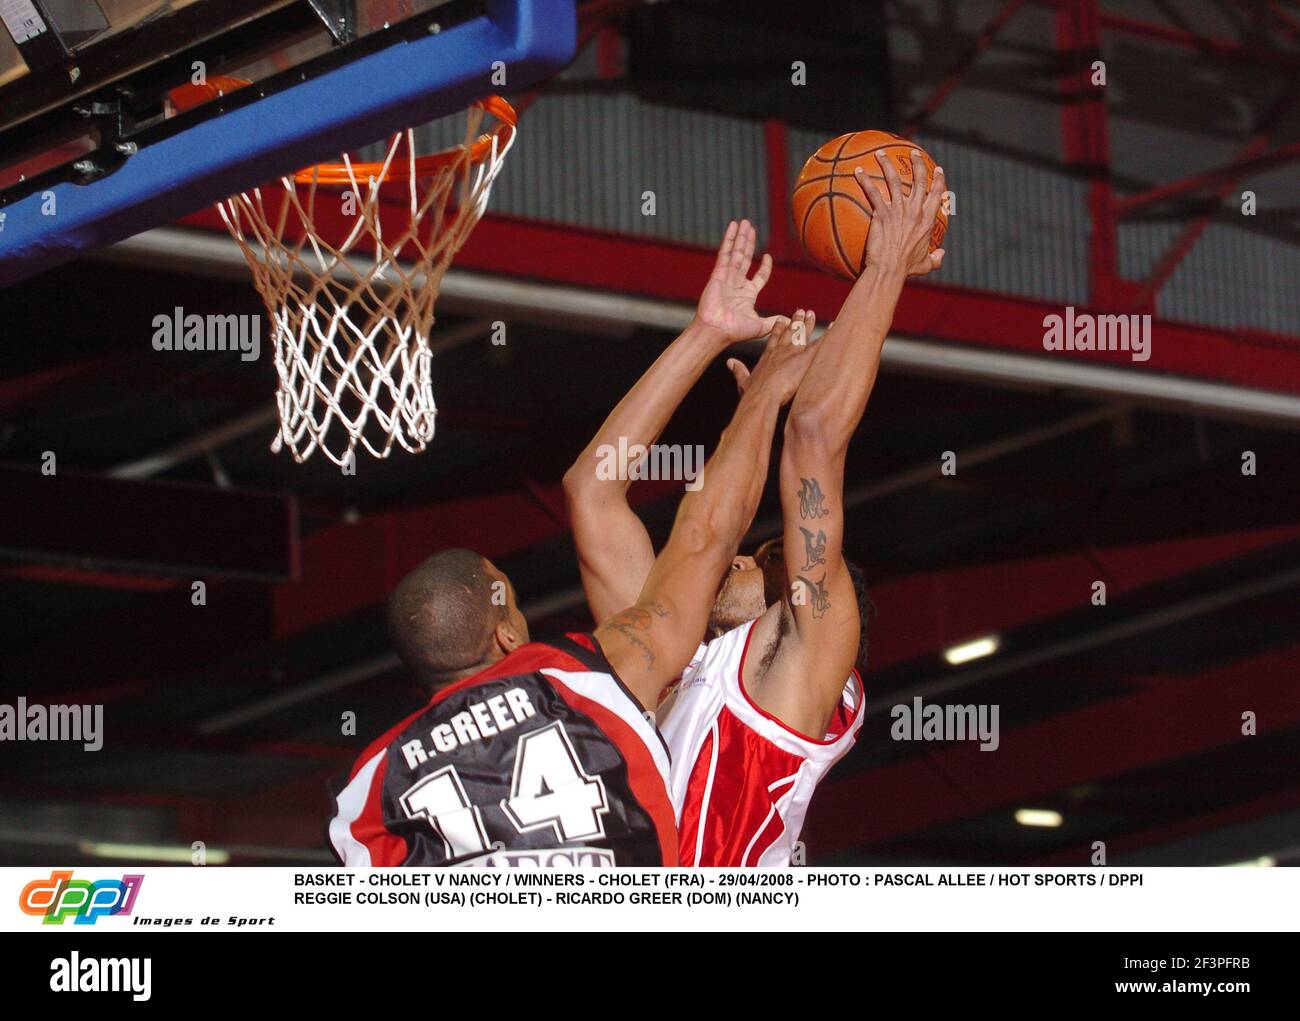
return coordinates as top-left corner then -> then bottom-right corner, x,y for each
216,104 -> 514,466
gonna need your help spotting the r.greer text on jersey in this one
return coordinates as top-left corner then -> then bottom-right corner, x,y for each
399,687 -> 537,768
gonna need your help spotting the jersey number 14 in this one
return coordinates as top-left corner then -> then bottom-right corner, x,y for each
398,721 -> 609,859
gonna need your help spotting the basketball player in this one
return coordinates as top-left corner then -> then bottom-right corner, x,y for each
564,152 -> 946,865
329,314 -> 818,866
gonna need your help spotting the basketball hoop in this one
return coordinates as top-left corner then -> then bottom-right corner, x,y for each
171,79 -> 516,466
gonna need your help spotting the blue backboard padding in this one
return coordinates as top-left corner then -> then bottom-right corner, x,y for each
0,0 -> 576,286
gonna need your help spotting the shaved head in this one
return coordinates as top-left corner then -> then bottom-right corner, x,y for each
387,548 -> 512,691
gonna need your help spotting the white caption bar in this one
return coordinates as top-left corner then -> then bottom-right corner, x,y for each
3,866 -> 1296,933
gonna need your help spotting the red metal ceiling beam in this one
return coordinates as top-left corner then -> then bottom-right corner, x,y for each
1128,72 -> 1300,311
764,119 -> 795,261
0,563 -> 181,590
1057,0 -> 1125,309
803,640 -> 1300,855
595,24 -> 623,80
1115,140 -> 1300,217
1131,170 -> 1260,312
900,0 -> 1028,138
576,0 -> 639,58
1099,11 -> 1300,66
444,215 -> 1300,393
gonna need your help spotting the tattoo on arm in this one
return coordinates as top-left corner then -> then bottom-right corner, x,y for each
797,477 -> 829,520
798,526 -> 827,570
603,607 -> 657,668
794,572 -> 831,619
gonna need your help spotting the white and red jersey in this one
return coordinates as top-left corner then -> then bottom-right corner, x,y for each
658,618 -> 863,867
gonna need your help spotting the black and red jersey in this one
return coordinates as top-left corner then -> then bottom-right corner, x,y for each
329,634 -> 677,866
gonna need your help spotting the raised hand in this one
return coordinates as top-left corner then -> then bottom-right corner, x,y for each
726,309 -> 818,402
695,219 -> 781,343
854,150 -> 946,278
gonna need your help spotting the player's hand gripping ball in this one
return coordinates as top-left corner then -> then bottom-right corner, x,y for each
792,130 -> 948,279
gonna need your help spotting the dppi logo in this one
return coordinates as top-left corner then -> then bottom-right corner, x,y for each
19,870 -> 143,925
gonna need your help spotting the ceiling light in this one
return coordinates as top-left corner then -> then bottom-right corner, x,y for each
944,635 -> 1000,665
1015,808 -> 1063,828
79,841 -> 230,864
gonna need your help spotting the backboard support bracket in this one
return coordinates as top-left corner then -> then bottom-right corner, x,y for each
0,0 -> 577,286
304,0 -> 358,44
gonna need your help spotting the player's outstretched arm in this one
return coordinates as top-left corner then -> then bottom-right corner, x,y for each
563,220 -> 778,623
593,315 -> 815,710
754,151 -> 946,737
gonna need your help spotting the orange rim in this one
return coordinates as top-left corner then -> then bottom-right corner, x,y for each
296,95 -> 515,185
166,78 -> 516,186
167,75 -> 253,114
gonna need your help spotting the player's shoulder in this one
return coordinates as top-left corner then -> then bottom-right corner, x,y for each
698,607 -> 784,680
704,614 -> 768,658
449,632 -> 615,691
435,632 -> 624,704
342,635 -> 601,779
713,613 -> 863,756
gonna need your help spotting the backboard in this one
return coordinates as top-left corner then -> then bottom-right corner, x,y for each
0,0 -> 576,284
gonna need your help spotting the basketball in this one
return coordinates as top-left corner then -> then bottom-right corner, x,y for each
792,130 -> 948,279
